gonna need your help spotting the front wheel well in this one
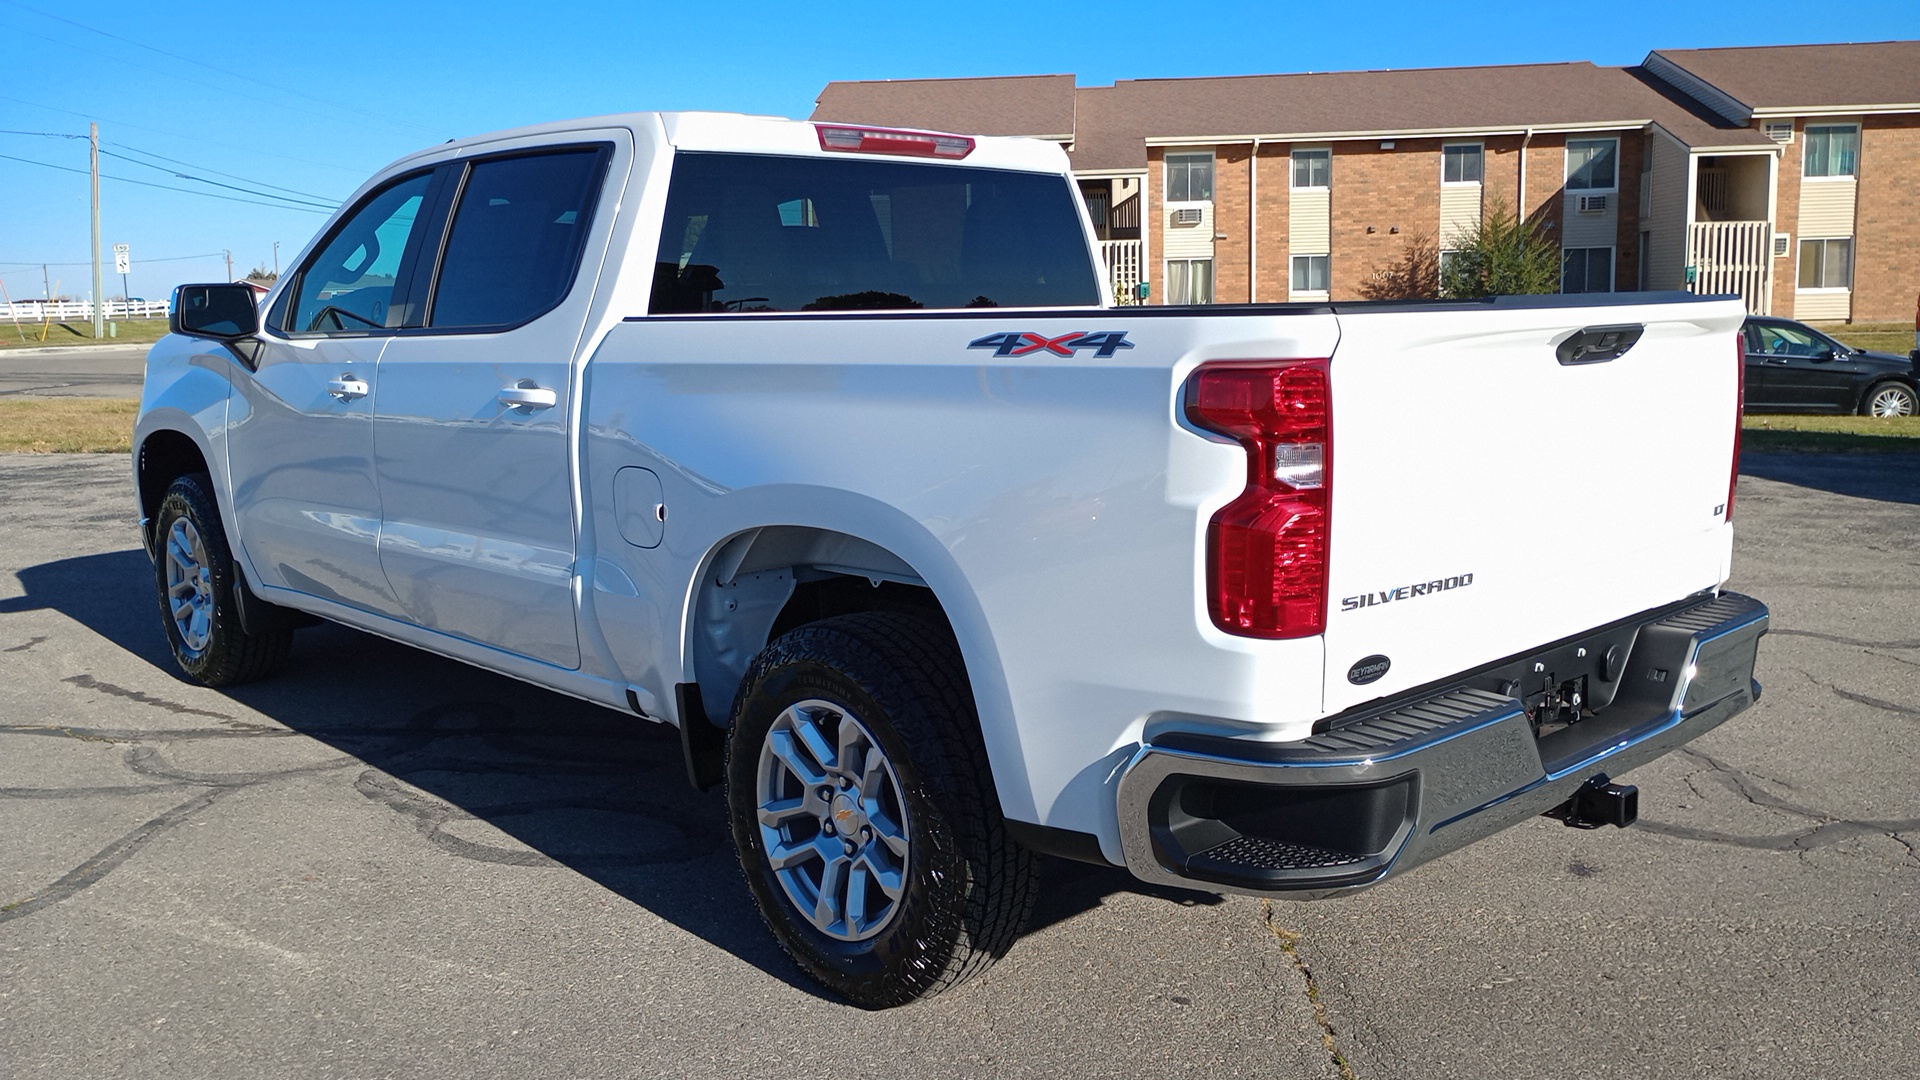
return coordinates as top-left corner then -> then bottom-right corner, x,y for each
137,430 -> 211,549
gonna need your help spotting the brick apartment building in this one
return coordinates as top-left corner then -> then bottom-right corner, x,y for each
812,40 -> 1920,322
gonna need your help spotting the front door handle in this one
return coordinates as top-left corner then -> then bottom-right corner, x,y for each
1764,358 -> 1791,366
326,376 -> 369,401
499,384 -> 558,411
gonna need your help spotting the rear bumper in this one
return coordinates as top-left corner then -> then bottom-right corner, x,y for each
1115,591 -> 1768,898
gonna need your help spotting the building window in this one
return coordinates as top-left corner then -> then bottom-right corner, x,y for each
1566,139 -> 1618,192
1166,153 -> 1214,202
1803,126 -> 1859,178
1292,149 -> 1331,190
1561,247 -> 1614,293
1798,238 -> 1853,289
1291,254 -> 1330,294
1442,144 -> 1483,184
1167,258 -> 1214,304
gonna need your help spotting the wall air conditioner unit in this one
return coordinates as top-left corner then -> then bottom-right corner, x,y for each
1764,122 -> 1794,143
1773,232 -> 1791,257
1170,208 -> 1204,226
1576,194 -> 1608,214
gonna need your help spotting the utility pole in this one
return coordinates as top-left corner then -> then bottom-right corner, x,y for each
273,241 -> 280,275
90,122 -> 104,339
42,264 -> 51,302
224,249 -> 234,282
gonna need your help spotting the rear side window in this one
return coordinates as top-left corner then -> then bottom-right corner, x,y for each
429,148 -> 608,330
650,152 -> 1100,313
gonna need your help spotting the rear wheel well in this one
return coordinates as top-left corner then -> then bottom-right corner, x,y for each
137,431 -> 210,548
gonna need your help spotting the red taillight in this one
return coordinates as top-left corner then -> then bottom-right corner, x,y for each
815,124 -> 974,159
1187,361 -> 1332,639
1728,332 -> 1743,521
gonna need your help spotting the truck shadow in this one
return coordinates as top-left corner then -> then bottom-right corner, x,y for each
5,548 -> 1221,1002
1740,450 -> 1920,505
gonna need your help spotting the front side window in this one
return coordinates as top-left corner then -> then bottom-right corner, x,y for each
650,153 -> 1101,313
1291,254 -> 1330,294
1166,153 -> 1214,202
1166,258 -> 1214,304
285,172 -> 433,333
1566,139 -> 1618,191
1798,238 -> 1853,289
1803,126 -> 1859,178
429,148 -> 608,330
1443,144 -> 1484,184
1292,149 -> 1331,190
1562,247 -> 1614,293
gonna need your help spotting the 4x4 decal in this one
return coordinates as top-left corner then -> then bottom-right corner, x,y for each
968,330 -> 1135,358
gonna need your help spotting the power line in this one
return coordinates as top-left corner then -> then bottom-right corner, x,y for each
0,94 -> 373,175
0,128 -> 82,138
97,148 -> 339,210
1,253 -> 225,267
107,142 -> 341,203
0,151 -> 332,214
0,0 -> 439,137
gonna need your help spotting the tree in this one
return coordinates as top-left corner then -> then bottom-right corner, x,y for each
244,264 -> 279,284
1438,199 -> 1561,299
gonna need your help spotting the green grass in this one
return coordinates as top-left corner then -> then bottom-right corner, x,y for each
1818,321 -> 1916,356
1742,413 -> 1920,453
1,318 -> 171,348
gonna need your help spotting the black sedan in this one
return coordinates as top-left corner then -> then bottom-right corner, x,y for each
1743,316 -> 1919,416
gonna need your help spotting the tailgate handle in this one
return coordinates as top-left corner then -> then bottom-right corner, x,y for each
1557,324 -> 1644,366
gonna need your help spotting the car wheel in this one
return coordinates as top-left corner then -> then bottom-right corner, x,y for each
1863,382 -> 1918,417
725,612 -> 1036,1008
153,472 -> 293,686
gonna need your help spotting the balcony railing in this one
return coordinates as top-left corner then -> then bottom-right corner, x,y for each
1100,240 -> 1142,301
1688,221 -> 1772,315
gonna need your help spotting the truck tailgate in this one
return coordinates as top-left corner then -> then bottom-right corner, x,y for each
1319,298 -> 1745,715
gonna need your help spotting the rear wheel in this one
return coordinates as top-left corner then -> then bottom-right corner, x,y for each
1863,381 -> 1917,417
153,473 -> 292,686
725,613 -> 1035,1008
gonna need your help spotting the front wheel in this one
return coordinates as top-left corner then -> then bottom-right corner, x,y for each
725,613 -> 1036,1008
153,473 -> 292,686
1862,381 -> 1917,417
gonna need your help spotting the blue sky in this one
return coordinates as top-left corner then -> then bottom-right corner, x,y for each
3,0 -> 1915,303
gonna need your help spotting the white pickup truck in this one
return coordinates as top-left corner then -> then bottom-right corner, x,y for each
136,111 -> 1768,1008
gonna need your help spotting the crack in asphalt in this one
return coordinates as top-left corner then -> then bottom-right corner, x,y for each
1829,686 -> 1920,719
1262,900 -> 1358,1080
1641,747 -> 1920,868
62,674 -> 236,720
0,697 -> 722,923
1768,628 -> 1920,650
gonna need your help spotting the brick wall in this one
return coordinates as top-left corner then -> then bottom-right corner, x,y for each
1254,144 -> 1290,301
1771,121 -> 1804,317
1853,114 -> 1920,323
1145,146 -> 1163,302
1328,139 -> 1444,298
1613,132 -> 1646,291
1214,144 -> 1253,302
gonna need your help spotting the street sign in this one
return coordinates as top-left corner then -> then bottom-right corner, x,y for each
113,243 -> 130,275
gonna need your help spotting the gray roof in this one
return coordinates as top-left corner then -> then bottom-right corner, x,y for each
1650,41 -> 1920,114
813,61 -> 1772,173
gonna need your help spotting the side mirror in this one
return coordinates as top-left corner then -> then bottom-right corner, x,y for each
172,283 -> 260,339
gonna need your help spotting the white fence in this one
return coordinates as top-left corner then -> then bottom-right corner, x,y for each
1100,240 -> 1143,302
2,299 -> 172,322
1688,221 -> 1773,315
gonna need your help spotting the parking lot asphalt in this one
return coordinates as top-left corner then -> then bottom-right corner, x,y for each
0,343 -> 149,398
2,452 -> 1915,1080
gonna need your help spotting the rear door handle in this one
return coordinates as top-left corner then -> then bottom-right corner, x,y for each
326,376 -> 369,401
499,384 -> 558,411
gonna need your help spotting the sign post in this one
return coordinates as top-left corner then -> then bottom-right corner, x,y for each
113,244 -> 131,320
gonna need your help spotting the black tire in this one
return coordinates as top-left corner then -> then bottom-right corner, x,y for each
1860,380 -> 1917,417
724,612 -> 1036,1008
152,472 -> 293,686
